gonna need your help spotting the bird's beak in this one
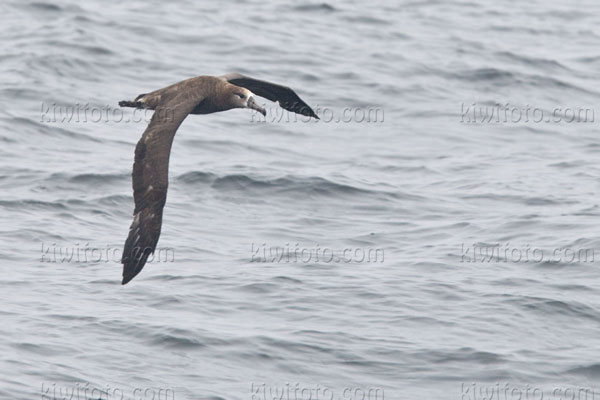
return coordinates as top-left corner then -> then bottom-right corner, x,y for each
247,96 -> 266,116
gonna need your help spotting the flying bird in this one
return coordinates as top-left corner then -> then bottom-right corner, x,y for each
118,74 -> 319,284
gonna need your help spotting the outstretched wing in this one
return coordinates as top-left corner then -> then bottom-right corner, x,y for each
221,73 -> 319,119
121,92 -> 203,285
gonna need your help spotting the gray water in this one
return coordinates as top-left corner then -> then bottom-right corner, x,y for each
2,0 -> 600,399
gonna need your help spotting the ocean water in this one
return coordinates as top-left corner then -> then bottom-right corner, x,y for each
2,0 -> 600,399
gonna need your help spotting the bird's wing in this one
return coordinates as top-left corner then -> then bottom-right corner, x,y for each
221,73 -> 319,119
121,91 -> 204,285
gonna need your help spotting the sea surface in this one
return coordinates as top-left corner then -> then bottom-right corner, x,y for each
2,0 -> 600,399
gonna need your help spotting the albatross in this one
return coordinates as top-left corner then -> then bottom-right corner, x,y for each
118,74 -> 319,284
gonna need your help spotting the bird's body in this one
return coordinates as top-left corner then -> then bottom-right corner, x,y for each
119,74 -> 318,284
121,76 -> 246,115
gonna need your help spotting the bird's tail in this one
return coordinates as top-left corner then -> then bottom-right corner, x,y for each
118,100 -> 141,108
118,93 -> 148,108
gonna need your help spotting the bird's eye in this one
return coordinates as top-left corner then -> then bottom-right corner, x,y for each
237,94 -> 245,99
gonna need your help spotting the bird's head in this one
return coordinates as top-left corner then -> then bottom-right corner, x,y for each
228,87 -> 266,116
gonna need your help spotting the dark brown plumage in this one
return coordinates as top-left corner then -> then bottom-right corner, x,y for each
119,74 -> 318,284
221,73 -> 319,119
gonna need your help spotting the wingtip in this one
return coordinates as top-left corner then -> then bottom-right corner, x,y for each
121,264 -> 139,285
306,110 -> 319,120
121,265 -> 137,285
302,105 -> 319,120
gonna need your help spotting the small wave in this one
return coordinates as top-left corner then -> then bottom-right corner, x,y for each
219,174 -> 388,198
68,172 -> 129,184
532,260 -> 572,269
449,66 -> 594,93
11,342 -> 71,356
343,15 -> 391,26
177,171 -> 397,200
566,363 -> 600,378
272,275 -> 303,284
96,195 -> 132,208
496,51 -> 569,71
176,171 -> 217,184
572,205 -> 600,216
42,41 -> 113,56
211,174 -> 278,190
0,199 -> 67,211
461,193 -> 576,206
455,67 -> 514,82
238,282 -> 278,294
549,161 -> 586,169
516,297 -> 599,321
257,335 -> 334,355
9,116 -> 103,143
146,274 -> 187,282
0,135 -> 17,144
430,347 -> 505,364
150,332 -> 206,349
293,3 -> 336,12
29,2 -> 61,11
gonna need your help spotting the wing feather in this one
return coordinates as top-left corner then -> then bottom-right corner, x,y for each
121,92 -> 203,284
